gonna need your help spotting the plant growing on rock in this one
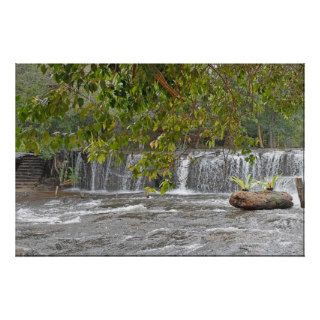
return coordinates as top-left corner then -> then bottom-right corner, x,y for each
258,175 -> 279,191
230,174 -> 257,191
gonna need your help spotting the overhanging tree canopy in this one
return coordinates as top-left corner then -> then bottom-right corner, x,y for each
16,64 -> 304,193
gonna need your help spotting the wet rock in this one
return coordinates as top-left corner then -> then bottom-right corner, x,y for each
42,177 -> 58,186
229,191 -> 293,210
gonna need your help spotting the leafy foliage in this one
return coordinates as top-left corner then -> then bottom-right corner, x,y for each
16,64 -> 53,109
57,166 -> 79,186
258,175 -> 279,191
159,179 -> 172,195
230,174 -> 258,191
144,186 -> 157,194
68,167 -> 79,185
16,64 -> 304,193
58,166 -> 68,185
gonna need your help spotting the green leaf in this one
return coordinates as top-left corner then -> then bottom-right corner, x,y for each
78,97 -> 84,107
100,80 -> 107,91
88,83 -> 98,93
144,186 -> 156,194
77,79 -> 83,89
241,148 -> 251,155
91,64 -> 97,72
167,143 -> 176,152
97,154 -> 106,164
160,179 -> 171,195
40,64 -> 47,74
42,131 -> 51,144
245,154 -> 256,165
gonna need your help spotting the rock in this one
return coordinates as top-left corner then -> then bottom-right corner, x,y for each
229,190 -> 293,210
42,177 -> 58,186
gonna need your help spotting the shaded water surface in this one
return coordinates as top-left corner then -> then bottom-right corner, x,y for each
16,191 -> 304,256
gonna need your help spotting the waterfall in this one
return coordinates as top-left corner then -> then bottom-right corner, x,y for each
75,153 -> 145,191
185,149 -> 303,193
74,149 -> 303,194
175,156 -> 191,192
121,154 -> 143,191
91,162 -> 97,191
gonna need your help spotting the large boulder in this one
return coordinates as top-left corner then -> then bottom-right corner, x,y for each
229,190 -> 293,210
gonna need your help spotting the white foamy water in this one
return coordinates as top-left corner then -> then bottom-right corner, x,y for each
17,198 -> 170,224
16,208 -> 61,224
98,204 -> 148,214
212,208 -> 227,212
76,199 -> 102,208
44,199 -> 62,206
67,188 -> 142,195
147,228 -> 171,236
185,198 -> 229,206
167,189 -> 201,195
185,243 -> 204,252
61,216 -> 81,224
17,202 -> 94,224
206,227 -> 244,233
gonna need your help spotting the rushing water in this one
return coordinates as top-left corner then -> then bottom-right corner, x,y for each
74,149 -> 303,194
16,149 -> 304,256
16,192 -> 303,256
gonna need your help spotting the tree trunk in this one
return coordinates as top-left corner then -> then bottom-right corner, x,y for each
269,112 -> 275,148
195,131 -> 200,148
257,124 -> 264,148
295,177 -> 305,208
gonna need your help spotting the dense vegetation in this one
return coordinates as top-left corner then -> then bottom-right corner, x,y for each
16,64 -> 304,193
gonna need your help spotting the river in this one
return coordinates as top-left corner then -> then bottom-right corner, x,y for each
16,190 -> 304,256
16,149 -> 304,256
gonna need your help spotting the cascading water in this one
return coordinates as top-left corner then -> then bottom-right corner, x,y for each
91,162 -> 97,191
175,156 -> 191,191
185,149 -> 303,193
74,149 -> 303,195
121,154 -> 144,191
75,153 -> 145,191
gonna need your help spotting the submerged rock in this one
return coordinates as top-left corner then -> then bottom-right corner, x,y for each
229,191 -> 293,210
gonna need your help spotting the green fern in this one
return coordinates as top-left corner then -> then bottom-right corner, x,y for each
258,175 -> 279,191
230,174 -> 257,191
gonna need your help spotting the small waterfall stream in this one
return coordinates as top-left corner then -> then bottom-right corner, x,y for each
91,162 -> 97,191
176,156 -> 191,191
74,149 -> 303,194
